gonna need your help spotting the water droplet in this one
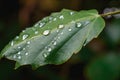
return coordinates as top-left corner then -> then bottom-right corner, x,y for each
43,53 -> 47,58
15,36 -> 19,39
70,12 -> 74,15
18,56 -> 21,59
43,30 -> 50,36
17,52 -> 21,54
39,22 -> 45,27
18,46 -> 21,49
58,25 -> 64,29
61,32 -> 63,35
68,28 -> 72,31
22,34 -> 28,40
58,37 -> 60,39
34,23 -> 39,27
27,41 -> 30,44
49,17 -> 53,20
76,23 -> 82,28
13,55 -> 16,58
53,41 -> 57,45
84,21 -> 90,25
53,18 -> 57,21
57,30 -> 59,32
25,52 -> 28,55
22,30 -> 25,33
35,31 -> 39,34
23,48 -> 25,50
59,15 -> 64,19
11,41 -> 14,46
48,48 -> 52,52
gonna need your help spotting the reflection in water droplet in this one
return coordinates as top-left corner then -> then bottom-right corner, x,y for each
59,15 -> 64,19
53,18 -> 57,21
18,56 -> 21,59
25,52 -> 28,55
18,52 -> 21,54
27,41 -> 30,44
43,53 -> 47,58
13,55 -> 16,59
35,31 -> 38,34
22,30 -> 25,33
58,25 -> 64,29
53,41 -> 57,45
70,12 -> 74,15
22,34 -> 28,40
34,23 -> 39,27
23,48 -> 25,50
15,36 -> 19,39
43,30 -> 50,36
58,37 -> 60,39
11,41 -> 14,46
49,17 -> 53,20
48,48 -> 52,52
68,28 -> 72,31
57,30 -> 59,32
84,21 -> 90,25
61,32 -> 63,35
77,23 -> 82,28
18,46 -> 21,49
39,22 -> 45,27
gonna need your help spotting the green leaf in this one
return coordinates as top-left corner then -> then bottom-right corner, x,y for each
0,9 -> 105,69
86,53 -> 120,80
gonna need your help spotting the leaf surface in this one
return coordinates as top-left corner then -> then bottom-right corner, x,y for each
0,9 -> 105,68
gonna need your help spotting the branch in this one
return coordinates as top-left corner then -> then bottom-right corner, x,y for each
101,10 -> 120,17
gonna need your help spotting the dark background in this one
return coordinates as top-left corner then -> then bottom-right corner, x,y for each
0,0 -> 120,80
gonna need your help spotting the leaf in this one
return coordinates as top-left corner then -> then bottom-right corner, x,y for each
0,9 -> 105,69
86,53 -> 120,80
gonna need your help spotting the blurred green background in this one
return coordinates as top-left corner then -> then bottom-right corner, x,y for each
0,0 -> 120,80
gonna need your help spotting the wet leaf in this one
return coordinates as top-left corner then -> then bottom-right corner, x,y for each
0,9 -> 105,69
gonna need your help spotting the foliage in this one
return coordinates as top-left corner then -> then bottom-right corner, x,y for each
0,9 -> 105,69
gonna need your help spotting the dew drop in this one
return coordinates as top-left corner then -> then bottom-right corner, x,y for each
53,18 -> 57,21
15,36 -> 19,39
59,15 -> 64,19
57,30 -> 59,32
70,12 -> 74,15
25,52 -> 28,55
22,30 -> 25,33
49,17 -> 53,20
48,48 -> 52,52
23,48 -> 26,50
43,53 -> 47,58
76,23 -> 82,28
22,34 -> 28,40
34,23 -> 39,27
18,56 -> 21,59
61,32 -> 63,35
58,25 -> 64,29
58,36 -> 60,39
35,31 -> 39,34
84,21 -> 90,25
27,41 -> 30,44
43,30 -> 50,36
17,52 -> 21,55
18,46 -> 21,49
13,55 -> 16,59
39,22 -> 45,27
53,41 -> 57,45
11,41 -> 14,46
68,28 -> 72,31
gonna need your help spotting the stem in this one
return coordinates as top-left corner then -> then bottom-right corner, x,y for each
101,10 -> 120,17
